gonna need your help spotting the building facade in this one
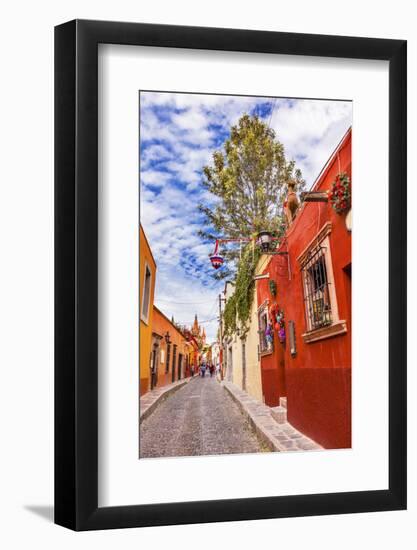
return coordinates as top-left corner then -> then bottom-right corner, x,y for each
256,128 -> 352,448
139,225 -> 157,396
222,278 -> 263,401
150,306 -> 191,389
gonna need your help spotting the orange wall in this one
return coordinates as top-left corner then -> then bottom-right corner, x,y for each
152,306 -> 190,387
139,225 -> 157,396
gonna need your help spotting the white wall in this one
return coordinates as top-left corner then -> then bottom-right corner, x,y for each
0,1 -> 415,548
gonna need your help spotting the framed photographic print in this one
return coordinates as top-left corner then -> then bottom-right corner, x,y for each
55,20 -> 407,530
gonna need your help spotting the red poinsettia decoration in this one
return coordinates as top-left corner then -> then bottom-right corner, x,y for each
329,172 -> 351,214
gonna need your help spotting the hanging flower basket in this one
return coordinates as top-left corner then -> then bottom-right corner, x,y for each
270,307 -> 286,344
329,172 -> 351,214
269,303 -> 278,319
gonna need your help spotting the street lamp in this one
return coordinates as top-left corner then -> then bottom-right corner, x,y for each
209,239 -> 224,270
209,253 -> 224,269
257,230 -> 272,253
164,331 -> 171,345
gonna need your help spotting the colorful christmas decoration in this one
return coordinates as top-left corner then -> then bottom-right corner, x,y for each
265,323 -> 274,348
269,303 -> 279,320
275,309 -> 285,326
268,304 -> 286,344
329,172 -> 351,214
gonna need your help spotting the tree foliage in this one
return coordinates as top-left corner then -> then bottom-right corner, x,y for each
199,114 -> 305,279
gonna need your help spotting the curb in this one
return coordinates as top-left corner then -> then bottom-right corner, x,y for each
140,376 -> 196,423
222,381 -> 322,453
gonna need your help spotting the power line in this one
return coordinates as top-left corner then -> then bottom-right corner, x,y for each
156,298 -> 217,305
194,317 -> 218,324
175,316 -> 218,326
267,98 -> 277,128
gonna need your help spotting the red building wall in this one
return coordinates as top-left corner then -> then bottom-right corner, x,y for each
256,273 -> 287,407
257,129 -> 352,449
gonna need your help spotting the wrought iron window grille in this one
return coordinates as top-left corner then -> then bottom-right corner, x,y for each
302,245 -> 333,331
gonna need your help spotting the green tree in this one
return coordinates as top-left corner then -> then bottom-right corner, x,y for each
199,114 -> 305,279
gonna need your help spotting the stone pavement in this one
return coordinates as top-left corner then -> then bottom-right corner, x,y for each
223,381 -> 322,452
140,377 -> 191,422
140,375 -> 268,458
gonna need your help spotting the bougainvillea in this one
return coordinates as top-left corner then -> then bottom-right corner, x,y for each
329,172 -> 351,214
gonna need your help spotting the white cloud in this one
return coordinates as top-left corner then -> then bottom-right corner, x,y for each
139,92 -> 352,340
141,143 -> 173,169
140,169 -> 171,187
270,99 -> 352,186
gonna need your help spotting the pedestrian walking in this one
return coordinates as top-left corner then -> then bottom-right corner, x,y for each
200,363 -> 206,378
209,364 -> 214,377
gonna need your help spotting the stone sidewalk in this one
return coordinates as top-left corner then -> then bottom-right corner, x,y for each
140,376 -> 195,422
222,381 -> 322,452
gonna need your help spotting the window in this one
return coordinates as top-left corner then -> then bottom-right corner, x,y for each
141,263 -> 152,323
298,225 -> 347,343
302,246 -> 332,331
258,302 -> 273,354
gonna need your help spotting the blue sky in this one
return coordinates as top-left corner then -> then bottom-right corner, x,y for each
140,92 -> 352,341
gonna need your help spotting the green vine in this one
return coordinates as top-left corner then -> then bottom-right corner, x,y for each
223,293 -> 237,337
223,245 -> 262,337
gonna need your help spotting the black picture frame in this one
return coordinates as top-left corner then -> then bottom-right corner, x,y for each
55,19 -> 407,531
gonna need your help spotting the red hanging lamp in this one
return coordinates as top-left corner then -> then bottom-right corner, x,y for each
209,240 -> 224,269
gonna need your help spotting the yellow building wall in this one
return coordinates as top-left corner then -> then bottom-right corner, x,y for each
248,254 -> 273,401
229,255 -> 270,402
245,294 -> 264,402
139,225 -> 157,396
230,334 -> 242,388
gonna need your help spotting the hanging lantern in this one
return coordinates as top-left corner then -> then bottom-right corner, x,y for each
210,255 -> 224,269
257,230 -> 272,253
209,240 -> 224,269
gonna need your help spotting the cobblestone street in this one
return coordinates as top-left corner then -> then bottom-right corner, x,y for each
140,376 -> 266,458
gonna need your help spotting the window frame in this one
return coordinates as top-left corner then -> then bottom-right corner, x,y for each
140,261 -> 152,324
257,300 -> 273,356
298,223 -> 347,343
302,245 -> 333,331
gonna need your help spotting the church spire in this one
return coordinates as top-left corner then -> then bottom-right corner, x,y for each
192,314 -> 199,336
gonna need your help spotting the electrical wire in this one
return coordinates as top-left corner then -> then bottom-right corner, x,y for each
156,298 -> 216,305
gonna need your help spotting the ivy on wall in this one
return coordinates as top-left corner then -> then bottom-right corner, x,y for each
223,245 -> 261,337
